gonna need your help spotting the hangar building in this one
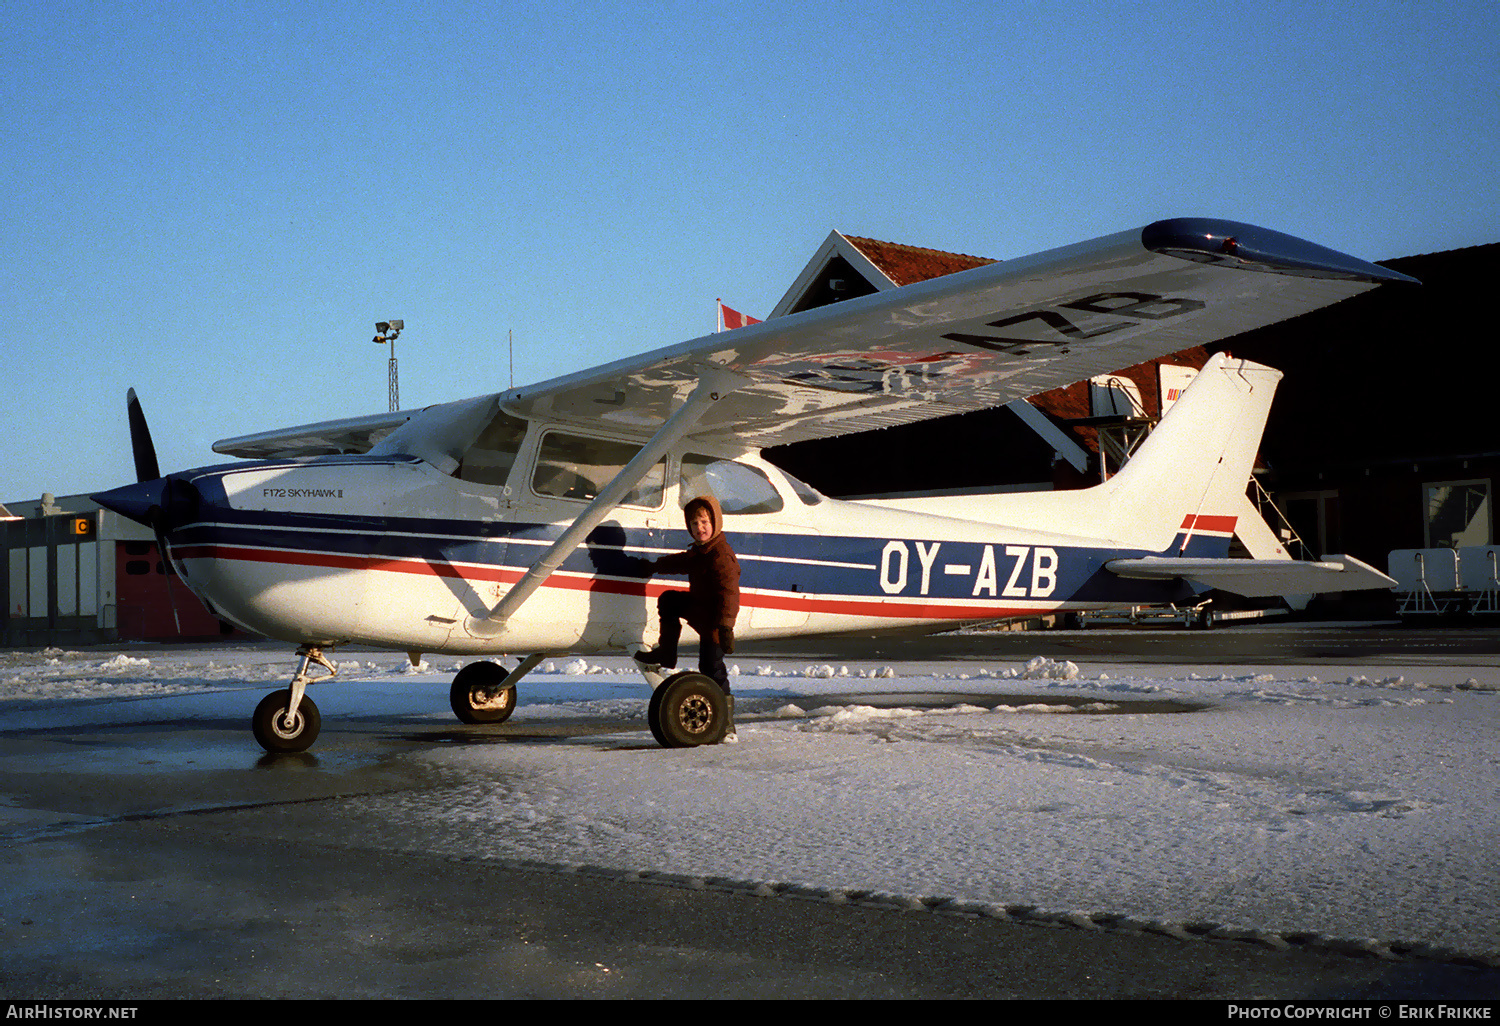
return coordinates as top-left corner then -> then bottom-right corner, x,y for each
2,496 -> 234,647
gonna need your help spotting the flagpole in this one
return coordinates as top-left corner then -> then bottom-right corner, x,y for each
716,298 -> 723,333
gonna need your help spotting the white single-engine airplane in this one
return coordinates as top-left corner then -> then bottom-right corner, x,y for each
95,218 -> 1411,752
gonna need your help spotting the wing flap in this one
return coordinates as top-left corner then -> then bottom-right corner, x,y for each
1106,554 -> 1397,597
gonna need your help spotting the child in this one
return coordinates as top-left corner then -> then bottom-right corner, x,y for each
635,494 -> 739,707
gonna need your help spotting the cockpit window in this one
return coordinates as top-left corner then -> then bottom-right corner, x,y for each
457,409 -> 528,487
680,456 -> 784,515
781,468 -> 825,506
532,431 -> 665,508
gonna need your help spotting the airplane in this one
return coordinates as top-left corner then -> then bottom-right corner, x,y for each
93,217 -> 1414,753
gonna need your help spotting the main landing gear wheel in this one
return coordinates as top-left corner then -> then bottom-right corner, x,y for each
450,660 -> 517,724
252,688 -> 321,753
647,671 -> 730,748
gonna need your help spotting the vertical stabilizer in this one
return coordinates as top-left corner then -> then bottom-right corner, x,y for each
1098,353 -> 1281,554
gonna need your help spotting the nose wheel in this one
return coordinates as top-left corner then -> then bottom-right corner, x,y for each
252,689 -> 322,753
252,645 -> 334,753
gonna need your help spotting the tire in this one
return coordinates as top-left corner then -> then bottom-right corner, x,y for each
450,660 -> 517,724
252,689 -> 321,753
647,671 -> 729,748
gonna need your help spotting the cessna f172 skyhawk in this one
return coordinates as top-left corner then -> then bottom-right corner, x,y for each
94,218 -> 1411,752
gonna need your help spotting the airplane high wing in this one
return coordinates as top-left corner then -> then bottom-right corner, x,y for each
215,218 -> 1415,459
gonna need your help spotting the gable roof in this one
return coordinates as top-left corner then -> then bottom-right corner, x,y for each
768,231 -> 999,317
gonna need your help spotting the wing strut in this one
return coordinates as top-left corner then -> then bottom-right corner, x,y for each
466,366 -> 748,637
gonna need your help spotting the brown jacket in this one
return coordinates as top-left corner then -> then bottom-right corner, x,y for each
651,494 -> 740,631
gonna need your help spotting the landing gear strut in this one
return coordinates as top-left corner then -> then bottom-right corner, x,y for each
252,646 -> 335,753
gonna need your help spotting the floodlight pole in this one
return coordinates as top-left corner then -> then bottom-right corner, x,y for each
373,320 -> 405,412
388,338 -> 399,412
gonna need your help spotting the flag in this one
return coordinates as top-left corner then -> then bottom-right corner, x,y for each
718,299 -> 762,331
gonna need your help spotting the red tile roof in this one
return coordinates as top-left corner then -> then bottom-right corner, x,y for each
842,235 -> 998,286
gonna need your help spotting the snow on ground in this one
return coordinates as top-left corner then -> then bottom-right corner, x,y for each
3,639 -> 1498,957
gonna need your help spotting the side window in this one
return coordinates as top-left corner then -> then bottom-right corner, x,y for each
780,468 -> 825,506
681,456 -> 785,515
457,410 -> 528,487
532,432 -> 664,508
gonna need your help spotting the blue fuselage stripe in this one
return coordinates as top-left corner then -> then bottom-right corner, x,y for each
172,499 -> 1219,608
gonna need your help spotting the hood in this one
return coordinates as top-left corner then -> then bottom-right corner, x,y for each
683,493 -> 724,542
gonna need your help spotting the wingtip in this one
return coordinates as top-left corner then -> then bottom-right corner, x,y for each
1142,218 -> 1421,286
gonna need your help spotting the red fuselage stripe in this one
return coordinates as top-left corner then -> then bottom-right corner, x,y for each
174,543 -> 1038,621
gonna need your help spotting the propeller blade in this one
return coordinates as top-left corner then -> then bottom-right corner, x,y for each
126,388 -> 161,483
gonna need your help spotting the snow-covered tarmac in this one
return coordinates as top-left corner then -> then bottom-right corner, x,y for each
3,635 -> 1498,964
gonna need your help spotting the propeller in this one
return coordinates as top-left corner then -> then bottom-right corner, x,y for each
94,390 -> 200,632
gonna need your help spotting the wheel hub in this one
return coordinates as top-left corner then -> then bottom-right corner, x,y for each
471,685 -> 512,710
678,694 -> 713,735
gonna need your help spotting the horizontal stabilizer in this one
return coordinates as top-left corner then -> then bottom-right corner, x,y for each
1106,554 -> 1396,597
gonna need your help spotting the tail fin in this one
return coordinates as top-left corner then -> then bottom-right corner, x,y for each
1098,353 -> 1280,554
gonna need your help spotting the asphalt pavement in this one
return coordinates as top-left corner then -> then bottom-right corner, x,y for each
2,623 -> 1499,1000
743,620 -> 1500,668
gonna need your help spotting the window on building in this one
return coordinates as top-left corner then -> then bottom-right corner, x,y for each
532,432 -> 664,508
1423,480 -> 1491,548
680,456 -> 784,515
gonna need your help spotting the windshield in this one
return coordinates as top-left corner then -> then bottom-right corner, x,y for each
680,456 -> 785,515
456,409 -> 528,487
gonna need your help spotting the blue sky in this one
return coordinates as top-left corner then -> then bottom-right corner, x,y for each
4,1 -> 1497,503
